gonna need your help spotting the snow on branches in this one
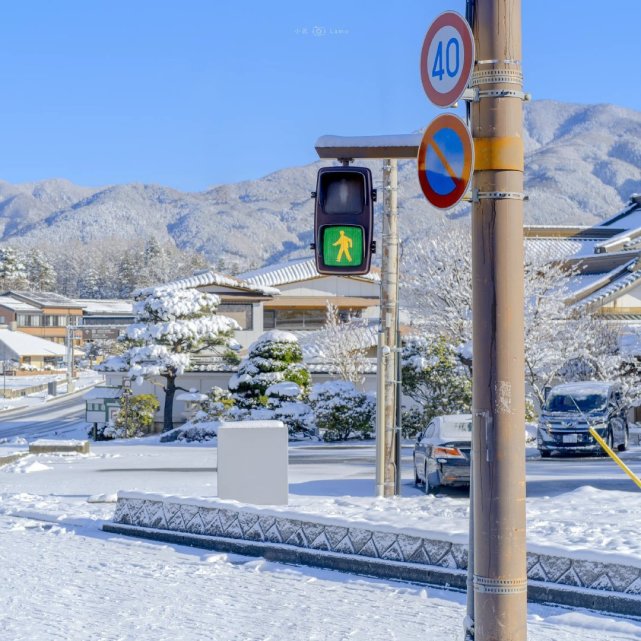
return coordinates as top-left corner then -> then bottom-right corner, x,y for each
401,223 -> 634,408
101,286 -> 240,432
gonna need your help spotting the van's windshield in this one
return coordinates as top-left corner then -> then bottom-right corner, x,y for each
544,391 -> 607,413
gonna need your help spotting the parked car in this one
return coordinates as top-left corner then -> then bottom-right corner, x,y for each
413,414 -> 472,493
537,381 -> 629,457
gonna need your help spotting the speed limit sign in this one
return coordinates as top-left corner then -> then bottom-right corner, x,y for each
420,11 -> 474,108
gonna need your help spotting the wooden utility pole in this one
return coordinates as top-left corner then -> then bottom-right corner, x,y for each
470,0 -> 528,639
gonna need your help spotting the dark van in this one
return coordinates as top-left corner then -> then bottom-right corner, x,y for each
537,382 -> 629,457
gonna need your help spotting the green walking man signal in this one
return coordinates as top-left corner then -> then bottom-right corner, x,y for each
311,166 -> 375,276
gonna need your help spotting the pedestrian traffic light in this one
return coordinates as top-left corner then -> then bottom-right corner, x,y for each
311,166 -> 376,276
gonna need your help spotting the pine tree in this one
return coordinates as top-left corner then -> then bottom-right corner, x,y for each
25,249 -> 56,291
102,287 -> 239,431
230,331 -> 311,409
0,247 -> 28,290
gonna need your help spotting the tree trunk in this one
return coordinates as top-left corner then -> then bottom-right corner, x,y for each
163,372 -> 177,432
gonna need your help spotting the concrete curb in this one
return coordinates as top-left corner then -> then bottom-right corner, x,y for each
102,522 -> 641,618
0,452 -> 28,467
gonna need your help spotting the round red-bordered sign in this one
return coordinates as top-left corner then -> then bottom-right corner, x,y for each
417,113 -> 474,209
420,11 -> 474,108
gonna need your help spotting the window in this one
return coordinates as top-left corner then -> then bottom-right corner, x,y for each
44,315 -> 67,327
263,309 -> 325,330
217,304 -> 253,330
16,314 -> 43,327
264,309 -> 276,329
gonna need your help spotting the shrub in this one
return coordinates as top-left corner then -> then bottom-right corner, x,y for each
95,392 -> 159,439
310,381 -> 375,441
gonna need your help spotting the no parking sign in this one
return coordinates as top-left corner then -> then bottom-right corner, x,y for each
417,114 -> 473,210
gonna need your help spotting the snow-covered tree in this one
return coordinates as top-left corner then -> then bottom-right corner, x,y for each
0,247 -> 28,290
309,381 -> 375,441
229,331 -> 311,409
310,303 -> 372,387
24,249 -> 56,291
401,225 -> 471,349
401,224 -> 631,409
102,287 -> 239,431
401,335 -> 472,435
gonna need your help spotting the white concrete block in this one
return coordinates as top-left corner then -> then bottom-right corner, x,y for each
217,420 -> 288,505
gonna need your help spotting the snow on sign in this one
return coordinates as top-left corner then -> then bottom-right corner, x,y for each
420,11 -> 474,108
417,113 -> 474,209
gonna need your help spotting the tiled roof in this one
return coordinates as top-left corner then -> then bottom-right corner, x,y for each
525,238 -> 597,262
76,299 -> 134,315
8,291 -> 84,309
240,257 -> 381,288
0,296 -> 40,312
138,271 -> 279,297
571,266 -> 641,311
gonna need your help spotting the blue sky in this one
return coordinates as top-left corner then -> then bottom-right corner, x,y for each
0,1 -> 639,192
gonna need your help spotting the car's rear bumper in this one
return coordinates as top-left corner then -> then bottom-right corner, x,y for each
439,462 -> 470,486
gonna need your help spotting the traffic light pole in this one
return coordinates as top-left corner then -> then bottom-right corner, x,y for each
382,158 -> 400,497
470,0 -> 528,639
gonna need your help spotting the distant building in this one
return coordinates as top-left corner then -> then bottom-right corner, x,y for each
525,194 -> 641,323
0,327 -> 66,371
0,291 -> 83,345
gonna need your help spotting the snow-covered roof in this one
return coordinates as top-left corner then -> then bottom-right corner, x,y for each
240,257 -> 381,288
84,386 -> 123,400
0,329 -> 67,358
141,271 -> 279,297
525,238 -> 598,262
7,291 -> 84,309
0,296 -> 39,312
596,199 -> 641,231
570,262 -> 641,310
77,299 -> 134,315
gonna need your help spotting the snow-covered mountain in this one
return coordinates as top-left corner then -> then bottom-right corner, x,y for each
2,100 -> 640,271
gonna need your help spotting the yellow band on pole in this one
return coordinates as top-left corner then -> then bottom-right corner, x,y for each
589,427 -> 641,491
474,136 -> 524,171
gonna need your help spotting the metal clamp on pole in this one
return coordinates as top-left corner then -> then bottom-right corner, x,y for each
471,67 -> 523,86
473,575 -> 528,595
477,89 -> 527,100
473,189 -> 527,201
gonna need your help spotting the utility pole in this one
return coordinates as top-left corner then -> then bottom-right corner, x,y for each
470,0 -> 527,639
382,158 -> 399,497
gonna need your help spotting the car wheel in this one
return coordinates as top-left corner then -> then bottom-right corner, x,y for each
618,427 -> 629,452
414,457 -> 421,487
599,429 -> 614,456
424,464 -> 435,495
540,450 -> 551,459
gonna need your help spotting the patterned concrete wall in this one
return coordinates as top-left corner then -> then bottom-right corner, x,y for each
112,493 -> 641,598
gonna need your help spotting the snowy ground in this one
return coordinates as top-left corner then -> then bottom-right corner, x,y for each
0,439 -> 640,639
0,369 -> 102,412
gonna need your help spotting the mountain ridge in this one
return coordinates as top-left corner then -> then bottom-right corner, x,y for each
1,99 -> 640,272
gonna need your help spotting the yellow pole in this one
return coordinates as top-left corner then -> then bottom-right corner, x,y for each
589,427 -> 641,491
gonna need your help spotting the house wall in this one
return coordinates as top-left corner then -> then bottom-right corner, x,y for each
278,277 -> 379,299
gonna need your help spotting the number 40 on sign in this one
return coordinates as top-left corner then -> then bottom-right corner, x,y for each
420,11 -> 474,108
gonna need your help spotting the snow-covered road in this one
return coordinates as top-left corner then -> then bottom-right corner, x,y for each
1,512 -> 640,641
